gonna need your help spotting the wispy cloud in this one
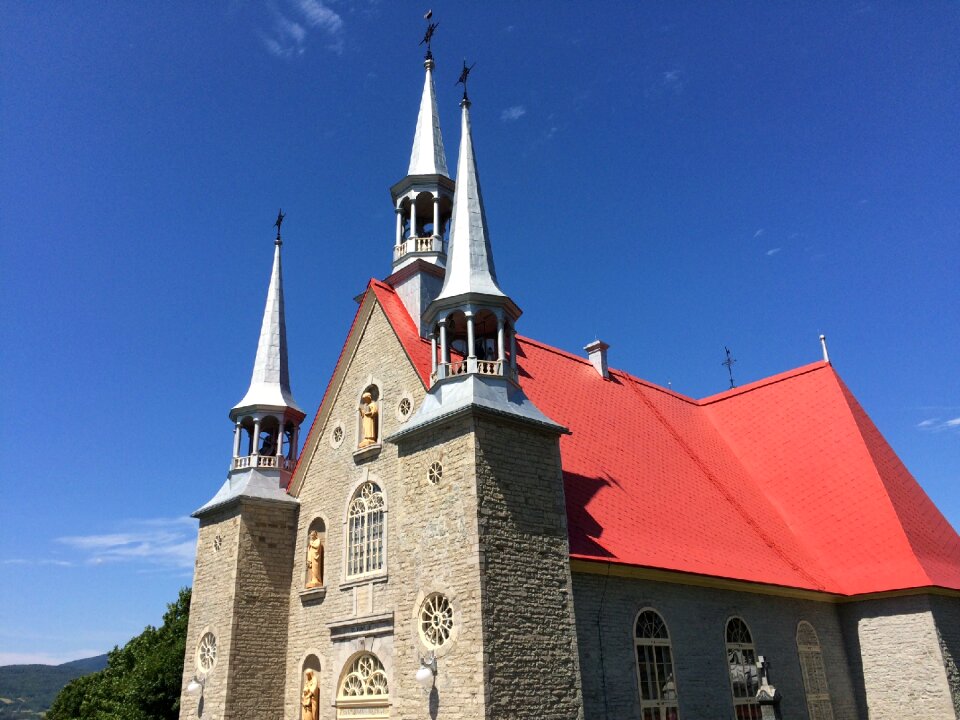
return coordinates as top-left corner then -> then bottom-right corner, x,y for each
662,69 -> 684,93
766,247 -> 782,256
918,417 -> 960,432
501,105 -> 527,122
753,229 -> 765,239
1,558 -> 73,567
55,517 -> 196,570
296,0 -> 343,33
259,0 -> 344,58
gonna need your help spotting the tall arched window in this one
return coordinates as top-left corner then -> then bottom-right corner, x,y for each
336,652 -> 389,719
634,609 -> 680,720
725,617 -> 761,720
796,622 -> 835,720
347,481 -> 384,577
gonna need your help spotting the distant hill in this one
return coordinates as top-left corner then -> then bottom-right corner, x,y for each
0,655 -> 108,718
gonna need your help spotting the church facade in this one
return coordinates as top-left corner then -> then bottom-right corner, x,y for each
178,48 -> 960,720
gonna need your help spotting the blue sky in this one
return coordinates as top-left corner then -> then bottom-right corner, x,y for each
1,2 -> 958,664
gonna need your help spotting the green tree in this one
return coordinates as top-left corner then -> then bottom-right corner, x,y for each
48,588 -> 190,720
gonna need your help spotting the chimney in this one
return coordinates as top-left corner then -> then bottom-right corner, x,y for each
584,340 -> 610,379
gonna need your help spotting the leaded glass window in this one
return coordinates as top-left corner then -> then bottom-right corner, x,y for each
797,622 -> 835,720
347,481 -> 384,577
634,609 -> 680,720
726,617 -> 761,720
336,653 -> 389,719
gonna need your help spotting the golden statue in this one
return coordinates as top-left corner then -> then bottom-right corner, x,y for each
358,391 -> 378,448
306,530 -> 324,588
301,669 -> 319,720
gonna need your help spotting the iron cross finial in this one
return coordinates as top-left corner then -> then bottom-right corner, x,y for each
456,59 -> 476,101
722,346 -> 737,389
419,10 -> 439,59
274,209 -> 285,245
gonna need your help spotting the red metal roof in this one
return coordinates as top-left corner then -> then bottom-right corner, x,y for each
338,281 -> 960,595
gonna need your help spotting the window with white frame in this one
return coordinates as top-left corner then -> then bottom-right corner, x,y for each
725,617 -> 761,720
347,481 -> 384,577
796,621 -> 835,720
634,609 -> 680,720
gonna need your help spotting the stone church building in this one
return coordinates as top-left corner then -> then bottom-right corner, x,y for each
178,48 -> 960,720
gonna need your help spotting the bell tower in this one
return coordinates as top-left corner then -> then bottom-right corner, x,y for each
226,215 -> 306,482
389,80 -> 584,719
179,219 -> 303,720
386,37 -> 456,334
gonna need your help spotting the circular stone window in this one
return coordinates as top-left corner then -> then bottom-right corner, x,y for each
428,461 -> 443,485
419,593 -> 454,650
329,421 -> 345,449
395,393 -> 414,422
196,632 -> 217,673
213,534 -> 222,552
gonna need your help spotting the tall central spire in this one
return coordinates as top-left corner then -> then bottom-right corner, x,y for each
433,98 -> 506,302
388,39 -> 456,287
407,57 -> 449,177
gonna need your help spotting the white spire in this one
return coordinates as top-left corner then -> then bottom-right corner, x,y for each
232,239 -> 302,415
434,99 -> 506,302
408,57 -> 449,177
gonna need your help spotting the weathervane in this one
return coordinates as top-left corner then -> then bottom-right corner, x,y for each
722,346 -> 737,389
274,209 -> 285,245
456,59 -> 476,101
419,9 -> 439,59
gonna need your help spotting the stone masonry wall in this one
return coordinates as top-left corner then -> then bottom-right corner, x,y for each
286,303 -> 491,719
839,594 -> 958,720
930,594 -> 960,718
223,500 -> 298,720
179,507 -> 241,720
473,416 -> 584,720
572,571 -> 861,720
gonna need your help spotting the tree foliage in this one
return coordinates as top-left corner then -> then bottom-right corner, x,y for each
47,588 -> 190,720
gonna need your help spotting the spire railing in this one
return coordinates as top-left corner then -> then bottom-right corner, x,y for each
430,359 -> 518,386
232,454 -> 296,472
393,235 -> 445,262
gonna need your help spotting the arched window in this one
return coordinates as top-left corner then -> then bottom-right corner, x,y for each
725,617 -> 761,720
347,482 -> 384,577
796,622 -> 835,720
336,652 -> 389,719
634,609 -> 680,720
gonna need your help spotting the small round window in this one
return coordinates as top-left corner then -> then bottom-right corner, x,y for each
395,393 -> 415,422
196,632 -> 217,673
428,461 -> 443,485
419,593 -> 454,649
329,421 -> 345,449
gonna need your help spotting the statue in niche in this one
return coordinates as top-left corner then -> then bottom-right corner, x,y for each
305,530 -> 324,588
358,391 -> 379,448
301,669 -> 319,720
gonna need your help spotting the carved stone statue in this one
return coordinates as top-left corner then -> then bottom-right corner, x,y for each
301,669 -> 319,720
306,530 -> 324,588
358,392 -> 379,448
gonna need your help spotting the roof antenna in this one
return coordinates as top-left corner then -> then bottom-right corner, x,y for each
819,334 -> 830,364
722,346 -> 737,389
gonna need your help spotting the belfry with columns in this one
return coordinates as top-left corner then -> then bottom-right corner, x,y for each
178,22 -> 960,720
